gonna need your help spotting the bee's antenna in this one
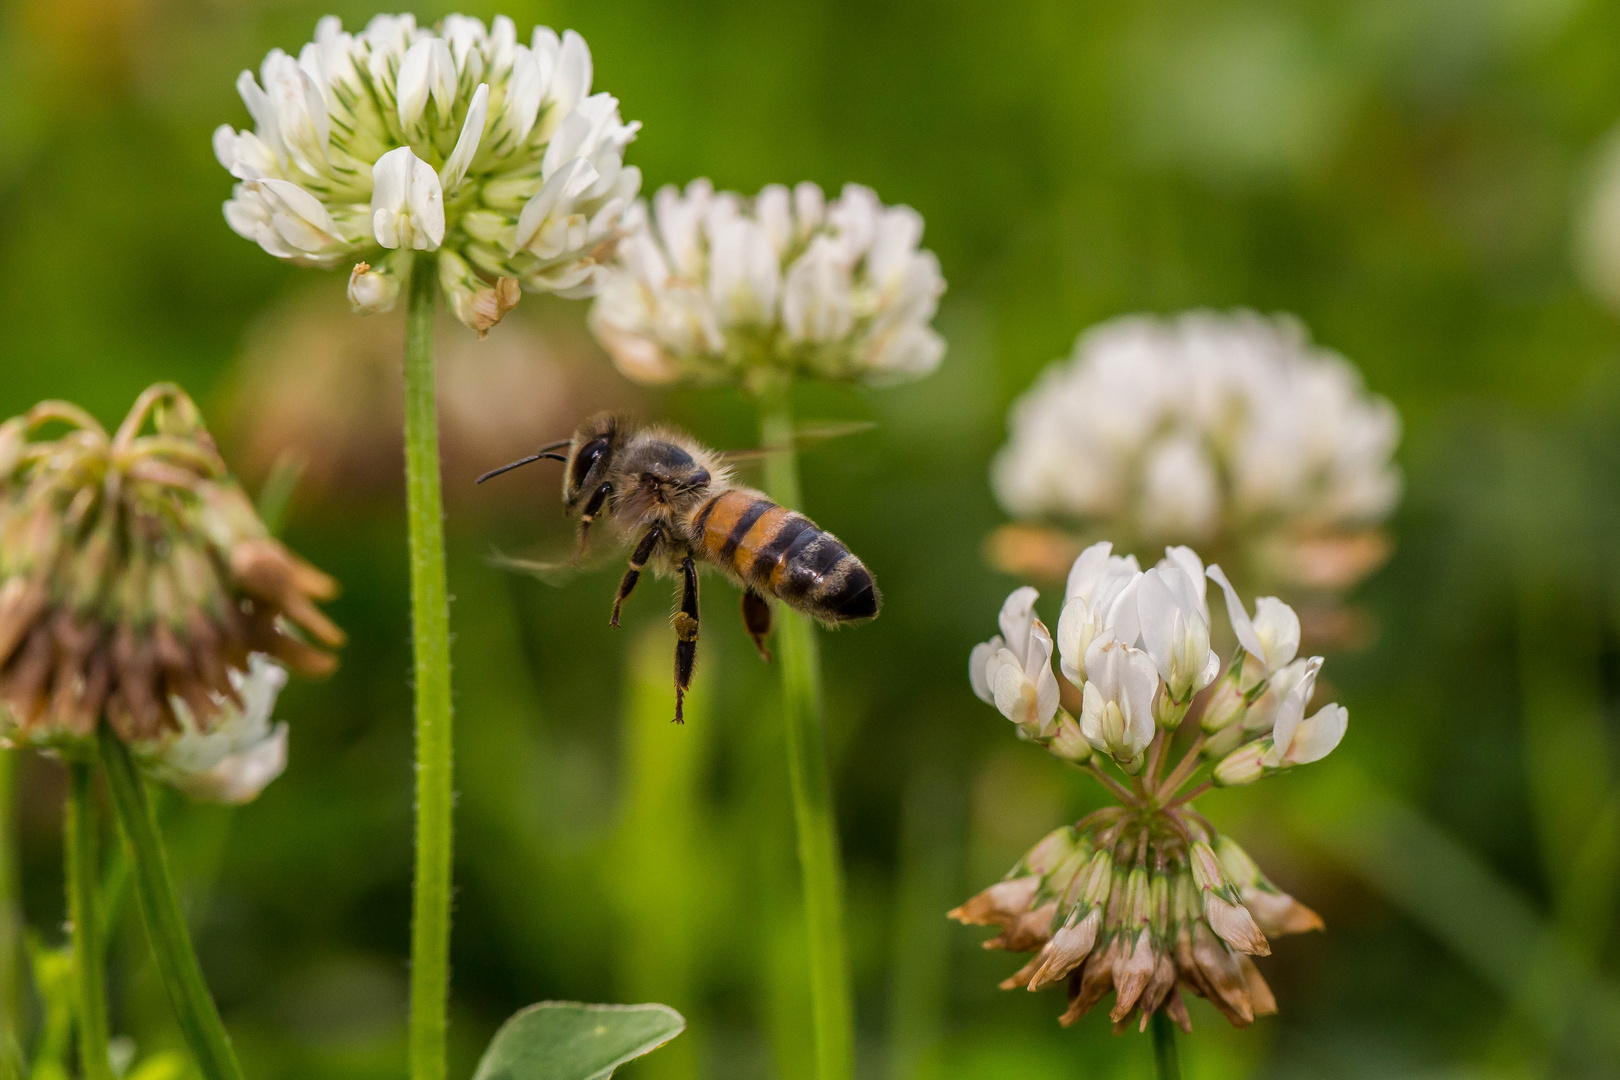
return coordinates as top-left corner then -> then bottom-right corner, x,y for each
476,452 -> 567,484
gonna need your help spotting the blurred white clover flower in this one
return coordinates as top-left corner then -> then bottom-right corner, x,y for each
215,14 -> 641,336
137,654 -> 290,804
957,539 -> 1346,1031
588,179 -> 946,388
991,311 -> 1400,596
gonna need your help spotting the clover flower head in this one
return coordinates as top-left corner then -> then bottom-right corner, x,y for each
215,14 -> 642,335
588,179 -> 946,388
958,539 -> 1344,1031
0,386 -> 343,799
991,311 -> 1400,594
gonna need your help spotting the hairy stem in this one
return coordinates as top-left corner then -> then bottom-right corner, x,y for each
404,255 -> 455,1080
1151,1008 -> 1181,1080
99,729 -> 243,1080
66,761 -> 113,1080
0,750 -> 17,1039
756,383 -> 854,1080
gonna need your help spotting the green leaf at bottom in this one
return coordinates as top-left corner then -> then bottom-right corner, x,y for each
472,1001 -> 687,1080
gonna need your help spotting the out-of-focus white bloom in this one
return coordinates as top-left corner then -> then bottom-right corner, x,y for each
991,311 -> 1400,588
589,179 -> 946,388
216,15 -> 641,333
138,655 -> 290,804
1206,564 -> 1299,673
1055,541 -> 1141,686
1078,633 -> 1158,767
970,587 -> 1061,739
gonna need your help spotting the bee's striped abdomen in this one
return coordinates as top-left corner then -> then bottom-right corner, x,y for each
692,490 -> 879,624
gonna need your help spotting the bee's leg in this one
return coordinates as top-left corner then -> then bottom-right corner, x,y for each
740,588 -> 773,661
573,481 -> 614,562
611,525 -> 663,628
671,554 -> 700,724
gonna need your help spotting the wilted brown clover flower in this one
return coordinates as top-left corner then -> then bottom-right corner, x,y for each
0,385 -> 343,784
953,541 -> 1341,1033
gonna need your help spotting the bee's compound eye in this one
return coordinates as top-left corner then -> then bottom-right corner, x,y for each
571,436 -> 609,489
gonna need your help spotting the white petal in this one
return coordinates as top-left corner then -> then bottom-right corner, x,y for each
1251,597 -> 1301,671
1268,656 -> 1323,757
1101,571 -> 1142,647
513,157 -> 595,251
1136,568 -> 1181,682
1284,703 -> 1347,765
505,47 -> 544,141
396,37 -> 436,127
793,181 -> 826,237
1207,564 -> 1267,663
1064,541 -> 1115,602
371,147 -> 444,250
1055,596 -> 1088,686
997,586 -> 1039,659
1119,646 -> 1161,752
235,70 -> 283,156
969,638 -> 1001,704
1159,546 -> 1207,611
1079,681 -> 1107,747
440,82 -> 489,191
547,29 -> 593,122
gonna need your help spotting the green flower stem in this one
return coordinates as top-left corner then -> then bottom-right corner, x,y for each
404,254 -> 455,1080
66,761 -> 113,1080
97,727 -> 243,1080
755,383 -> 855,1080
0,749 -> 18,1038
1150,1010 -> 1181,1080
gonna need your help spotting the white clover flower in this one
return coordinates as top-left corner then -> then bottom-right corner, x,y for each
137,655 -> 290,804
1262,660 -> 1344,769
961,537 -> 1346,1031
1206,564 -> 1299,674
1136,562 -> 1219,705
215,14 -> 642,335
970,587 -> 1061,740
588,179 -> 946,388
1055,541 -> 1142,686
991,311 -> 1400,591
1077,633 -> 1158,767
970,539 -> 1346,779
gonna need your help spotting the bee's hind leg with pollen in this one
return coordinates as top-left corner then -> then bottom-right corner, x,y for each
671,554 -> 701,724
740,588 -> 773,661
611,524 -> 663,627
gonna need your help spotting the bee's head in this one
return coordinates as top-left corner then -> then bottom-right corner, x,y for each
561,412 -> 625,512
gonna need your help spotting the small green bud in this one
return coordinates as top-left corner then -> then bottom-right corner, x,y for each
1200,670 -> 1248,733
1214,740 -> 1270,786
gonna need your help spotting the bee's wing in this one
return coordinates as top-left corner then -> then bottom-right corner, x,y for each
486,540 -> 622,586
719,419 -> 878,468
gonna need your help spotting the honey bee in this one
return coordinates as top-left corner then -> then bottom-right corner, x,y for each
478,413 -> 880,722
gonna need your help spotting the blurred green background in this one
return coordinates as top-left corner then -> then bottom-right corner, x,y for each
4,0 -> 1620,1077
